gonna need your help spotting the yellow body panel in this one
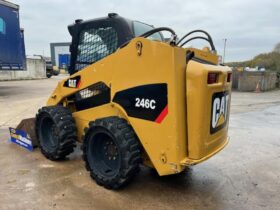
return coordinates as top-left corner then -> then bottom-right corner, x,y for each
47,37 -> 232,176
186,61 -> 231,160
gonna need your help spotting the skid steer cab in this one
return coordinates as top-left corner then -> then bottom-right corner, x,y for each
35,13 -> 232,189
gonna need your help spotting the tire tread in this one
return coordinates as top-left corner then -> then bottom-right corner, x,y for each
83,116 -> 142,189
36,106 -> 77,160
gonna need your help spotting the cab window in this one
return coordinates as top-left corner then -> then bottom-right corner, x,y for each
133,21 -> 162,41
75,26 -> 118,71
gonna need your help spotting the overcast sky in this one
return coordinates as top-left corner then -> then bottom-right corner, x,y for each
12,0 -> 280,62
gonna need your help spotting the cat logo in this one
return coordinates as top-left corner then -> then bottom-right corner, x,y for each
68,79 -> 77,88
63,76 -> 81,88
211,92 -> 230,133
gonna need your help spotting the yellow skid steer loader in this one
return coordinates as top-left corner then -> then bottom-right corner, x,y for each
19,13 -> 232,189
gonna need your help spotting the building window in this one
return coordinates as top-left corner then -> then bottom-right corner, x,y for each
75,27 -> 118,71
0,17 -> 6,34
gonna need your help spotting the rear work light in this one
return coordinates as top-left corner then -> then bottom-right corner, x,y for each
208,73 -> 219,84
227,73 -> 232,82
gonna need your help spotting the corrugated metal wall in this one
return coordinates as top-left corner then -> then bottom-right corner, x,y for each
0,2 -> 26,70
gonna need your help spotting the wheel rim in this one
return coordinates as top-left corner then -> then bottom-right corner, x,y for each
88,131 -> 121,177
40,117 -> 59,151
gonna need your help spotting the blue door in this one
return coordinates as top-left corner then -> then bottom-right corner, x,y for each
58,54 -> 70,69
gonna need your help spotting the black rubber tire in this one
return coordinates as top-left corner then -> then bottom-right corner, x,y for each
83,117 -> 142,189
36,106 -> 77,160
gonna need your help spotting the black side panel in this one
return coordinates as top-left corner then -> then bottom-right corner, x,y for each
113,84 -> 168,122
68,82 -> 110,111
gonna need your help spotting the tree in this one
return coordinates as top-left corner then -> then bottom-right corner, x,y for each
273,43 -> 280,53
226,42 -> 280,71
251,52 -> 280,70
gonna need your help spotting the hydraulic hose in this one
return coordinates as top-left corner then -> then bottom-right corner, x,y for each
177,29 -> 216,51
179,36 -> 215,51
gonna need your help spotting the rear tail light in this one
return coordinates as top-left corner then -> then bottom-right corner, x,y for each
208,73 -> 218,84
227,73 -> 232,82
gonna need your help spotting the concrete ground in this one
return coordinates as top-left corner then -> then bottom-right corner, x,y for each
0,76 -> 279,210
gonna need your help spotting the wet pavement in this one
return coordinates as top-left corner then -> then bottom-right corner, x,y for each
0,77 -> 279,210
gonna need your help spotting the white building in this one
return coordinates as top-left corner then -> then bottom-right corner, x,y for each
50,42 -> 71,69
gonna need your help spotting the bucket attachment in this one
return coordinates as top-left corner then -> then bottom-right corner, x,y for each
16,118 -> 38,147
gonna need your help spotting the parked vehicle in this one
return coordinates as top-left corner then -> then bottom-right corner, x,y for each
0,0 -> 25,70
52,65 -> 60,76
46,60 -> 53,78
